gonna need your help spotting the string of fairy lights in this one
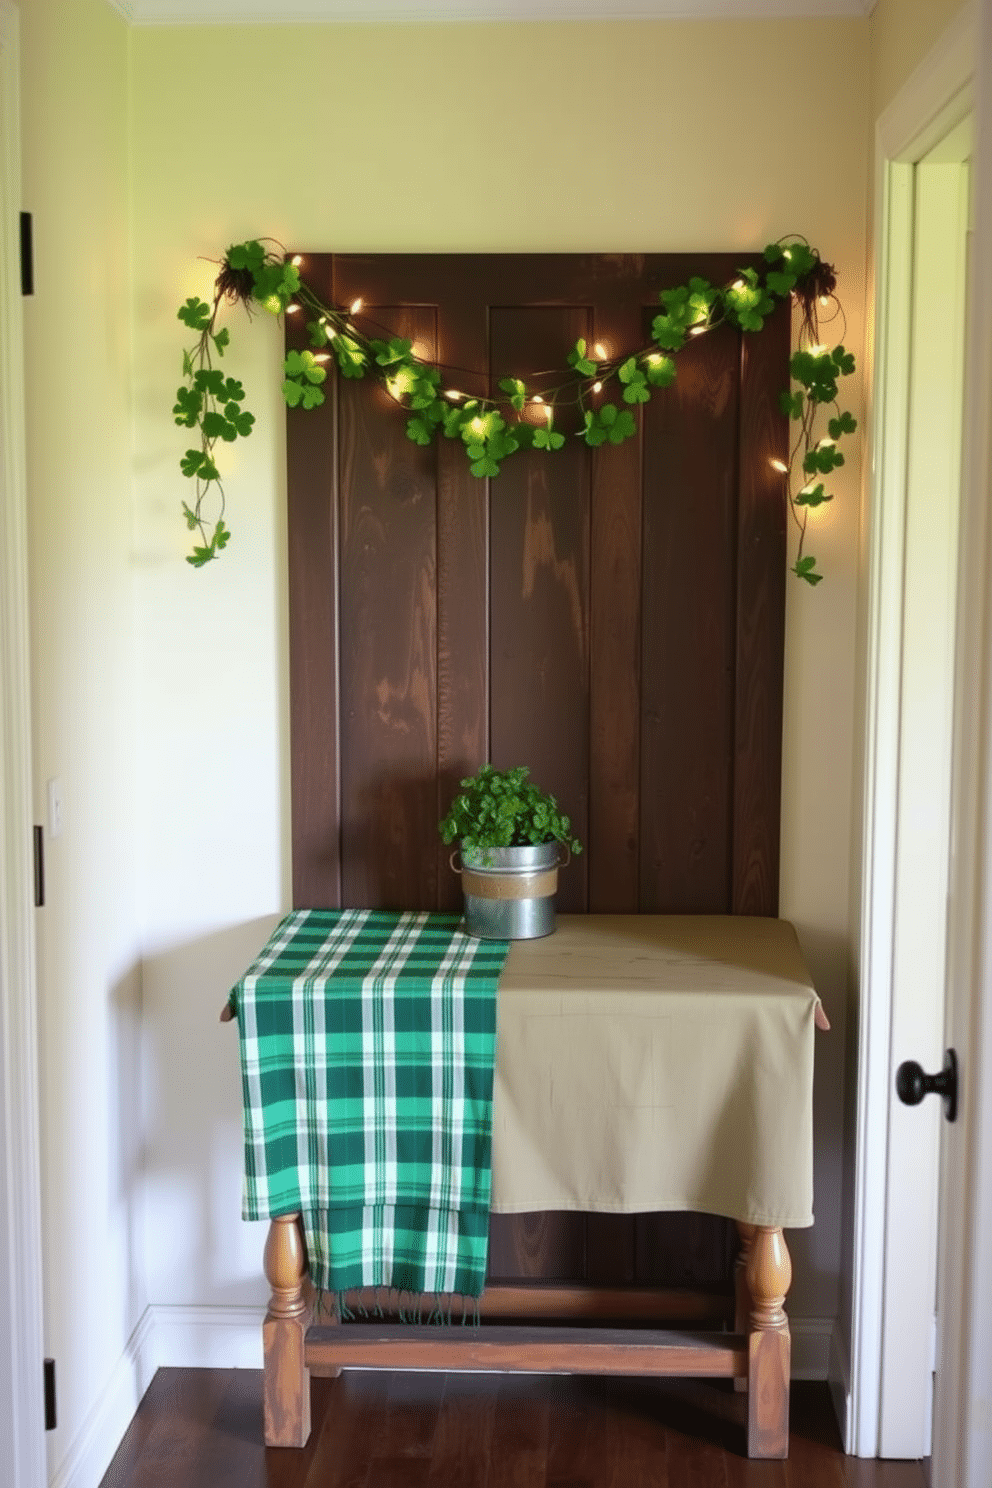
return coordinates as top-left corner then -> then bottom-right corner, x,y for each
173,238 -> 856,578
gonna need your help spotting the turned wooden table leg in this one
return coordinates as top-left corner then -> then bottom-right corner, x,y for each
734,1222 -> 755,1393
263,1214 -> 313,1448
745,1225 -> 792,1459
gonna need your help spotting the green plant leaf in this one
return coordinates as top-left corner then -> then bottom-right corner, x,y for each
780,389 -> 805,419
406,414 -> 434,446
193,368 -> 225,397
534,427 -> 565,451
793,554 -> 824,585
201,410 -> 234,441
226,240 -> 266,273
795,483 -> 832,507
828,410 -> 858,439
178,297 -> 212,331
300,384 -> 325,410
181,501 -> 200,531
173,387 -> 203,427
307,320 -> 330,348
212,327 -> 230,356
645,355 -> 676,388
182,350 -> 194,377
766,270 -> 797,298
282,379 -> 304,408
567,338 -> 597,376
499,377 -> 527,412
831,344 -> 856,377
187,546 -> 216,568
469,454 -> 499,477
651,312 -> 687,352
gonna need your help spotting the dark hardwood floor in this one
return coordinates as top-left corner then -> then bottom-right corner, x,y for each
99,1368 -> 928,1488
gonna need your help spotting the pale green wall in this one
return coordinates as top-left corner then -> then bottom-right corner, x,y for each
130,17 -> 870,1326
18,0 -> 144,1481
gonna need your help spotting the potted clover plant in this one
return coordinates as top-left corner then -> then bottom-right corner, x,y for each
439,765 -> 581,940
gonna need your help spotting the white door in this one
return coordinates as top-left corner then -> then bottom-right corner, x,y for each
858,4 -> 992,1480
877,118 -> 972,1460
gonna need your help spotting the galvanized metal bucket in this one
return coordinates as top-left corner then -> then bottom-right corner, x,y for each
453,841 -> 567,940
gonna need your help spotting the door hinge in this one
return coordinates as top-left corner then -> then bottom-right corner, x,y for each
43,1358 -> 56,1431
20,212 -> 33,296
33,825 -> 44,907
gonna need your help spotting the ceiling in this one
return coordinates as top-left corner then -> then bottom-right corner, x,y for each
112,0 -> 877,24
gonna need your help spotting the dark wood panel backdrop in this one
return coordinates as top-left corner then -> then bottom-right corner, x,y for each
286,253 -> 789,1294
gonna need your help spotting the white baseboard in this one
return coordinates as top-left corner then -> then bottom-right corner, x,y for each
829,1319 -> 855,1452
151,1303 -> 264,1370
45,1304 -> 835,1486
48,1309 -> 158,1488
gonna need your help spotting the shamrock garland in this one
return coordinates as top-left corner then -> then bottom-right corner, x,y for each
175,237 -> 856,579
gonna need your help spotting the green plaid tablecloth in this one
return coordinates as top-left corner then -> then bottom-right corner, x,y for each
227,908 -> 509,1299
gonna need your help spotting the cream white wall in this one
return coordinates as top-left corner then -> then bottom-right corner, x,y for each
130,17 -> 869,1325
869,0 -> 969,118
18,0 -> 145,1480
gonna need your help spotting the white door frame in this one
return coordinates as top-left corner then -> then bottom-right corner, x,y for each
0,5 -> 47,1487
848,3 -> 976,1462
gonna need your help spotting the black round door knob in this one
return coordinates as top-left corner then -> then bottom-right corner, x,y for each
895,1048 -> 958,1123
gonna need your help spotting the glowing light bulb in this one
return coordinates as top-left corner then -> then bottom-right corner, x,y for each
472,417 -> 484,434
783,249 -> 793,260
313,353 -> 330,363
291,255 -> 303,267
733,279 -> 746,291
819,295 -> 830,307
445,389 -> 464,401
286,303 -> 300,314
594,343 -> 607,361
350,297 -> 363,315
532,395 -> 544,403
769,458 -> 789,474
818,437 -> 835,449
810,344 -> 826,357
647,353 -> 661,365
592,381 -> 603,394
689,325 -> 707,336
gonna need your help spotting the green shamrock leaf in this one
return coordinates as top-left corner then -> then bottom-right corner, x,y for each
178,297 -> 212,331
201,411 -> 236,442
283,350 -> 326,385
766,270 -> 796,298
173,387 -> 203,427
193,368 -> 225,398
780,390 -> 805,419
226,240 -> 266,273
567,338 -> 597,377
795,483 -> 832,507
307,320 -> 330,348
645,354 -> 676,388
181,501 -> 200,531
371,337 -> 414,367
828,410 -> 858,439
300,385 -> 325,410
793,554 -> 824,585
533,427 -> 565,451
406,415 -> 434,446
499,377 -> 527,412
282,379 -> 304,408
651,312 -> 687,352
212,327 -> 230,357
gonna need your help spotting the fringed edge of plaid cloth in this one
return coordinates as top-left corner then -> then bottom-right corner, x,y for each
230,908 -> 508,1300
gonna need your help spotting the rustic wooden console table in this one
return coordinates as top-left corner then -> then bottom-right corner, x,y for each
225,914 -> 826,1460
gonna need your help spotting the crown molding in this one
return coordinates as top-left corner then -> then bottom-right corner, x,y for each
110,0 -> 875,27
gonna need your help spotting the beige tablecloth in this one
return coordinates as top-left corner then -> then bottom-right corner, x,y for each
489,915 -> 821,1229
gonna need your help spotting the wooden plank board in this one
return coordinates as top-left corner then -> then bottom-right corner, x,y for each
306,1324 -> 747,1378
